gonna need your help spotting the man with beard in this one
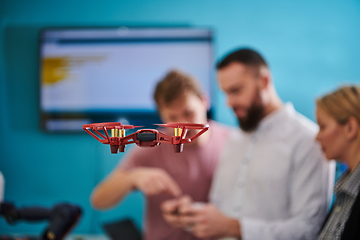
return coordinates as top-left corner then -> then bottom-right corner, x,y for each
90,70 -> 231,240
161,48 -> 334,240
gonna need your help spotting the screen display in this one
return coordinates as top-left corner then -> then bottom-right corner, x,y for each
39,27 -> 214,131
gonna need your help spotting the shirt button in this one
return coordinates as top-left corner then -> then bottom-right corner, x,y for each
243,157 -> 250,164
238,182 -> 245,188
336,223 -> 342,229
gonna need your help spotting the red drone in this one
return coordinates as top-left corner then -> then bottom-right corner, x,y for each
82,122 -> 209,153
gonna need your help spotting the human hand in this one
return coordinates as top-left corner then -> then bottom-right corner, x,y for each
161,195 -> 193,228
178,203 -> 241,239
130,167 -> 182,197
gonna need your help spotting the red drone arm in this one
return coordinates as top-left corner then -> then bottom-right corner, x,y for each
155,122 -> 209,152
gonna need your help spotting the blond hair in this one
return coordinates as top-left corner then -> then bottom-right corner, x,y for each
153,70 -> 203,108
316,85 -> 360,125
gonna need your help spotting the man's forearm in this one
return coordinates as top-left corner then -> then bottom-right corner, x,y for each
90,169 -> 134,209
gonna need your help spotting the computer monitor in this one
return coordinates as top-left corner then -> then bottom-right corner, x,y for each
39,27 -> 214,131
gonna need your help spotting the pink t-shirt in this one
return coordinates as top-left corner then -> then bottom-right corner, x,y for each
120,120 -> 231,240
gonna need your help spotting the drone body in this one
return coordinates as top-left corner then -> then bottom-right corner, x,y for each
83,122 -> 209,153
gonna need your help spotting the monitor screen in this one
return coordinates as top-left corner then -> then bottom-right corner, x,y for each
39,27 -> 214,131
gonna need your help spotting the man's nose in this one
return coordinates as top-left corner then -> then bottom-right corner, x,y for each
174,116 -> 187,123
226,96 -> 236,108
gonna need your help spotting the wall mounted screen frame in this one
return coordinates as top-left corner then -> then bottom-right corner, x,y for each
39,26 -> 214,132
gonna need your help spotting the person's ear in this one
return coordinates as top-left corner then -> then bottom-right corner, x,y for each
158,111 -> 166,124
257,67 -> 271,90
157,106 -> 168,124
345,117 -> 359,141
200,92 -> 210,111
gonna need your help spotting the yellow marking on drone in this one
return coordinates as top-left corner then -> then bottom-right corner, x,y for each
119,129 -> 125,137
111,129 -> 119,137
174,128 -> 182,136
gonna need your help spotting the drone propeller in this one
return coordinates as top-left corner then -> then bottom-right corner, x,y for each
82,122 -> 142,143
155,122 -> 209,136
83,122 -> 142,130
155,122 -> 209,129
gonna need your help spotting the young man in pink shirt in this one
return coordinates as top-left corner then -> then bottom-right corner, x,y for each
90,70 -> 231,240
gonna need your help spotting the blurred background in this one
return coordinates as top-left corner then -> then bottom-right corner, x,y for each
1,0 -> 360,236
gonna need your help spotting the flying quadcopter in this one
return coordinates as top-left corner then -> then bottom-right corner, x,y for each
82,122 -> 209,154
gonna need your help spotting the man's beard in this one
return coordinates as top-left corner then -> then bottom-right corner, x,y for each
236,102 -> 265,132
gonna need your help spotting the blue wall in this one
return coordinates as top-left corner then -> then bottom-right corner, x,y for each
1,0 -> 360,235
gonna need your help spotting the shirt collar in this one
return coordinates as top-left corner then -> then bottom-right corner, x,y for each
335,163 -> 360,198
255,102 -> 294,134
